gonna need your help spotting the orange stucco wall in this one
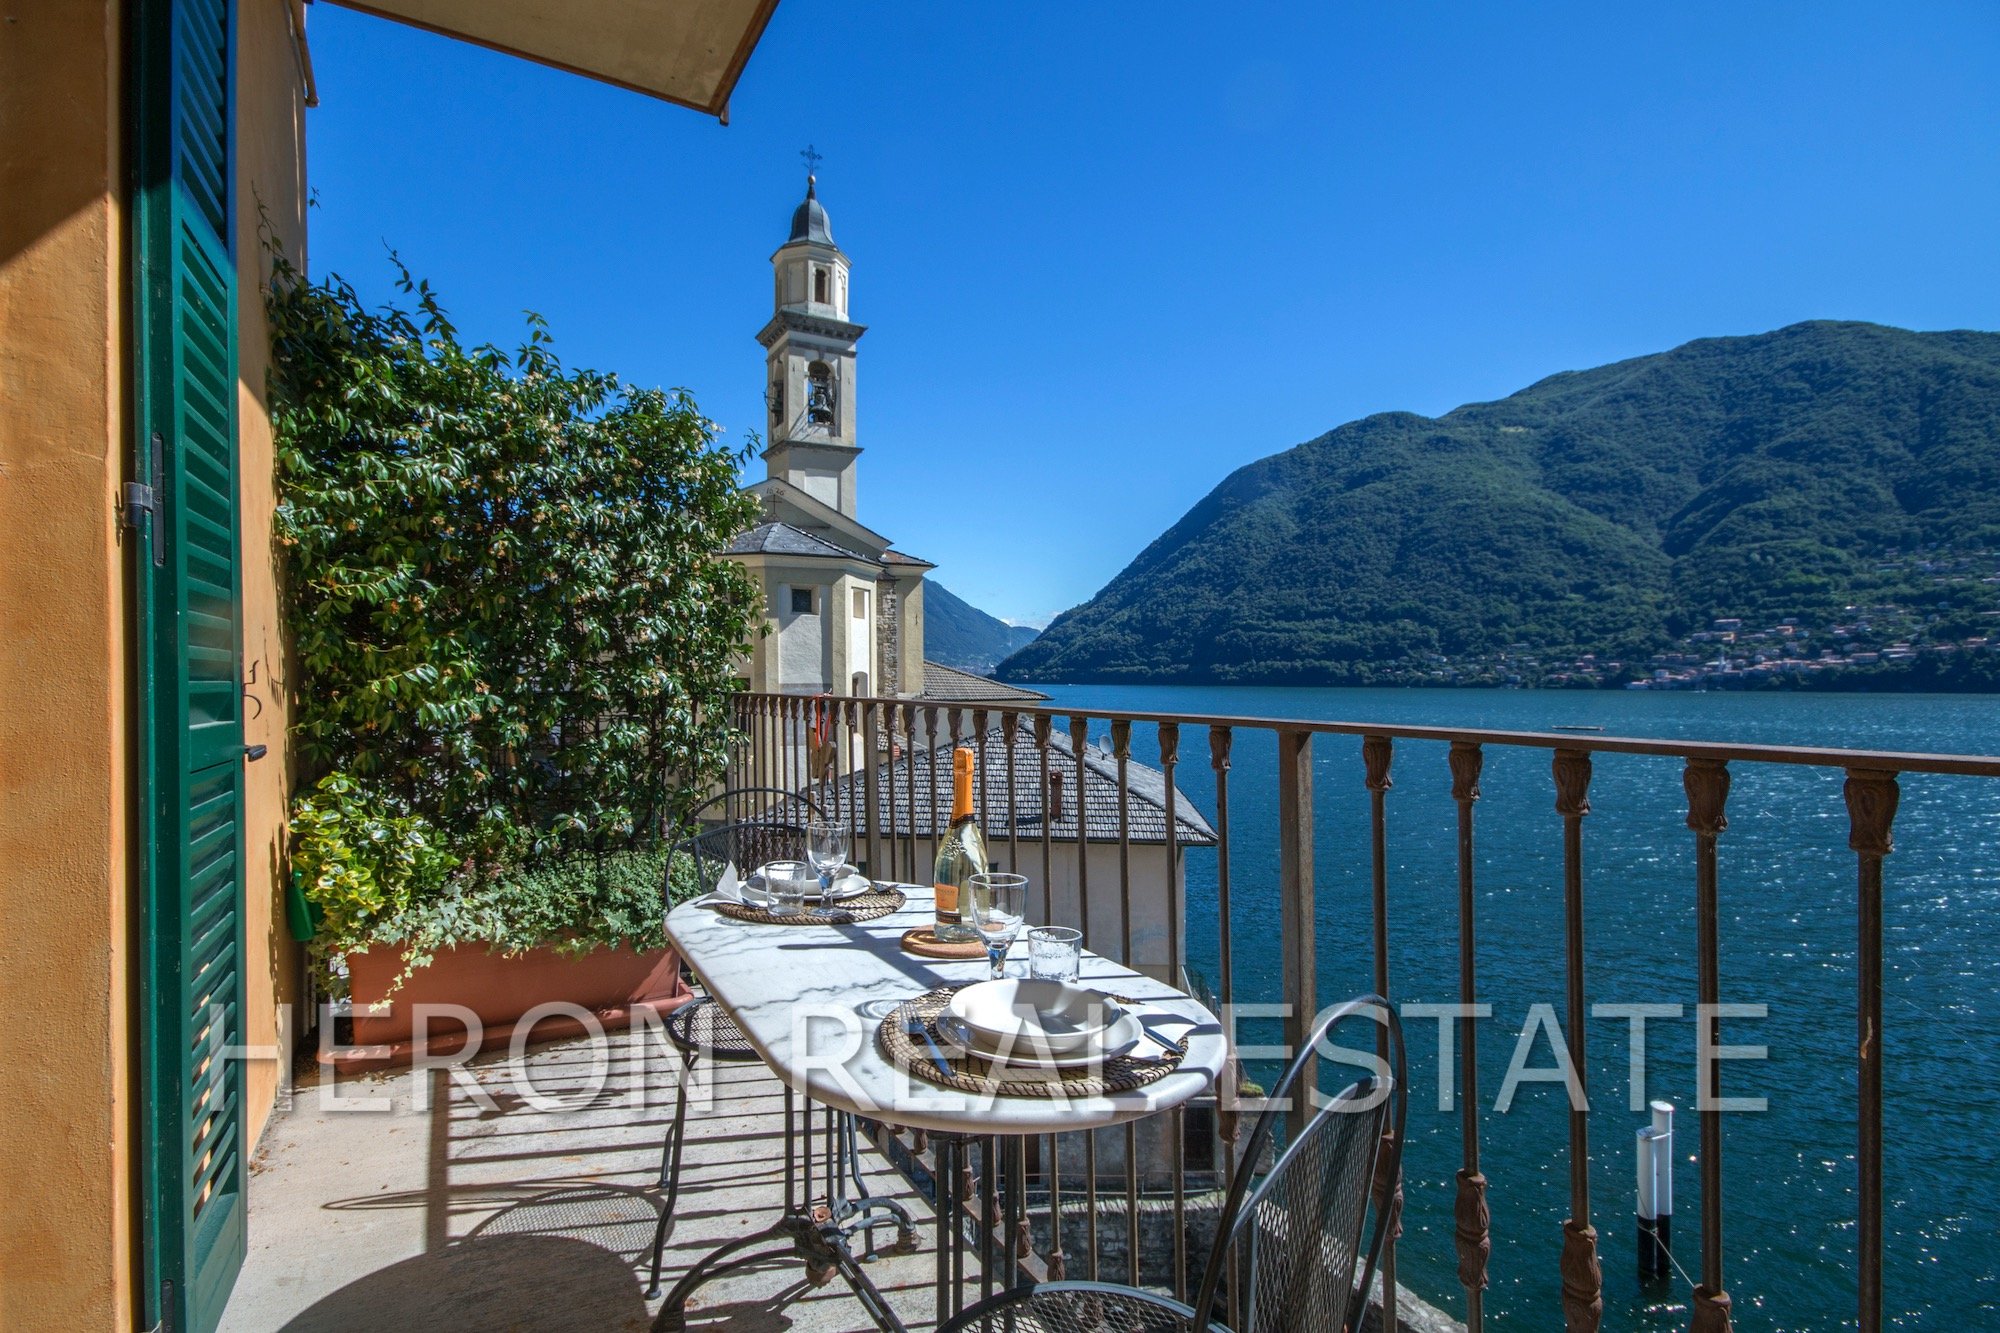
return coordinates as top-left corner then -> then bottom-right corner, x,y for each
0,1 -> 307,1326
236,0 -> 310,1162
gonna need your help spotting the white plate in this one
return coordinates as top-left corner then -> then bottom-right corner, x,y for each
937,1010 -> 1143,1070
808,867 -> 871,902
947,979 -> 1126,1055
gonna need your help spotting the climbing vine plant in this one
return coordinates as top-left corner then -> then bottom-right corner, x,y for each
269,251 -> 760,962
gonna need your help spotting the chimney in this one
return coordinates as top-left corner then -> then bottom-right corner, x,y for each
1048,769 -> 1065,821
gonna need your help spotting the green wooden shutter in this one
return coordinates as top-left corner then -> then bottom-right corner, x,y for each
133,1 -> 248,1329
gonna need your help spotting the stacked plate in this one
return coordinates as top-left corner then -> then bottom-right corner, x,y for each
736,863 -> 872,905
805,864 -> 872,903
940,980 -> 1141,1069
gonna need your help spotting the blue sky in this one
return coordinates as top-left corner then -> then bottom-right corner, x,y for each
305,1 -> 2000,627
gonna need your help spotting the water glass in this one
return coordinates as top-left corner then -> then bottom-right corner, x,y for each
1028,926 -> 1082,983
968,872 -> 1028,979
807,818 -> 849,893
764,860 -> 813,914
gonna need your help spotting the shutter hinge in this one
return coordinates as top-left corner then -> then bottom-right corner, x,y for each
156,1276 -> 175,1333
128,430 -> 166,567
121,481 -> 155,528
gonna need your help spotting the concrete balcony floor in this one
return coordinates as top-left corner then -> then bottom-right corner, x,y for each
221,1031 -> 947,1332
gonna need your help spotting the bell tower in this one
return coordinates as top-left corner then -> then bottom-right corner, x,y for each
758,174 -> 866,518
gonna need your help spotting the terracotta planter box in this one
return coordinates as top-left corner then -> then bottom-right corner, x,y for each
328,941 -> 692,1073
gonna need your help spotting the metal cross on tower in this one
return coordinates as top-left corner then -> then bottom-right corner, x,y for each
799,144 -> 823,177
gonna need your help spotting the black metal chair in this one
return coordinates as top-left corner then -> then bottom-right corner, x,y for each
938,995 -> 1407,1333
644,787 -> 825,1299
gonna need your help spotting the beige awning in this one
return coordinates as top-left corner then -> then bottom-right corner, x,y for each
328,0 -> 782,118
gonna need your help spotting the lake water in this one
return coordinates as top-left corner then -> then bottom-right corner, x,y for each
1022,685 -> 2000,1330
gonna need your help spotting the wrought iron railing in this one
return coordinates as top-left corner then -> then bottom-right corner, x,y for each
726,688 -> 2000,1333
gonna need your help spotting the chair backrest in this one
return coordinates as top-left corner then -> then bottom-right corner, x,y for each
684,785 -> 826,831
1189,995 -> 1407,1333
665,787 -> 827,906
672,818 -> 812,901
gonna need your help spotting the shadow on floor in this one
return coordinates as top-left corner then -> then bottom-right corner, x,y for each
274,1233 -> 651,1332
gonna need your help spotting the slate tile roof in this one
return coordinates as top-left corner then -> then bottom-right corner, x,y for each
920,661 -> 1050,704
825,718 -> 1217,847
723,521 -> 869,561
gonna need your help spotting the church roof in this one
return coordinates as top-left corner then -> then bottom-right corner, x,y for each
724,521 -> 867,561
920,661 -> 1050,704
787,176 -> 835,246
824,718 -> 1217,847
725,521 -> 937,575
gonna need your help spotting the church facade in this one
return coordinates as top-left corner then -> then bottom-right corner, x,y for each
723,177 -> 1044,707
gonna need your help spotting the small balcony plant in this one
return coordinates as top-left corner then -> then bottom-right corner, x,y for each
268,251 -> 760,1063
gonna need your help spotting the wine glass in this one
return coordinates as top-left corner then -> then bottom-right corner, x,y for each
968,872 -> 1028,980
807,818 -> 849,897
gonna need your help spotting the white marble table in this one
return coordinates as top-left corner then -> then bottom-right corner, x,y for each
665,884 -> 1229,1136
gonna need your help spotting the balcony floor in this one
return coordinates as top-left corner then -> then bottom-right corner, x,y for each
221,1030 -> 948,1332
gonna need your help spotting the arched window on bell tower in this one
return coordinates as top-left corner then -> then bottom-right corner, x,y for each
813,267 -> 829,305
806,361 -> 835,429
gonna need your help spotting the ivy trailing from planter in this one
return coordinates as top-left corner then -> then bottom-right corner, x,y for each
269,250 -> 761,975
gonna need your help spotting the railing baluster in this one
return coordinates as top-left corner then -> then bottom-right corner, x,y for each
1002,712 -> 1021,878
758,693 -> 771,797
1160,722 -> 1188,1301
862,700 -> 882,875
1035,715 -> 1054,925
1451,741 -> 1491,1333
780,695 -> 794,797
1277,728 -> 1316,1146
840,699 -> 858,848
1033,713 -> 1063,1285
1009,1136 -> 1031,1284
907,703 -> 921,880
1108,719 -> 1142,1287
1068,713 -> 1098,1278
1845,767 -> 1898,1333
1364,734 -> 1401,1333
926,706 -> 943,875
1208,724 -> 1241,1332
1554,747 -> 1603,1333
1685,757 -> 1733,1333
1046,1127 -> 1065,1280
884,700 -> 900,876
951,708 -> 968,890
774,695 -> 787,796
1069,714 -> 1092,948
981,1136 -> 997,1302
973,708 -> 991,857
1112,718 -> 1134,966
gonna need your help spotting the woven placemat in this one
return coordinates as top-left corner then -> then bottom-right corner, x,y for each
898,927 -> 988,959
715,885 -> 906,926
877,985 -> 1186,1098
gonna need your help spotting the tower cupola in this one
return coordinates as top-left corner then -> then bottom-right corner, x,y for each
759,174 -> 866,516
788,176 -> 834,245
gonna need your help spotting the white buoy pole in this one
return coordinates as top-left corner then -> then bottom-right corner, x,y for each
1636,1126 -> 1661,1281
1650,1100 -> 1675,1280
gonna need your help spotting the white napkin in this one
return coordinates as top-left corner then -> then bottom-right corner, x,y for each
710,862 -> 770,906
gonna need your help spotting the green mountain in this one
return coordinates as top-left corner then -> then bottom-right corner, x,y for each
999,322 -> 2000,685
923,580 -> 1040,675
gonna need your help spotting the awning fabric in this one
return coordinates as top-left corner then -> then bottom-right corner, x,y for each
327,0 -> 781,118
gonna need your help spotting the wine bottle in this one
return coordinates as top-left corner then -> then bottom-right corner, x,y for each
932,745 -> 986,942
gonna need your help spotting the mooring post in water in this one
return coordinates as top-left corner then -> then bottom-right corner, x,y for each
1636,1127 -> 1660,1281
1651,1101 -> 1675,1279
